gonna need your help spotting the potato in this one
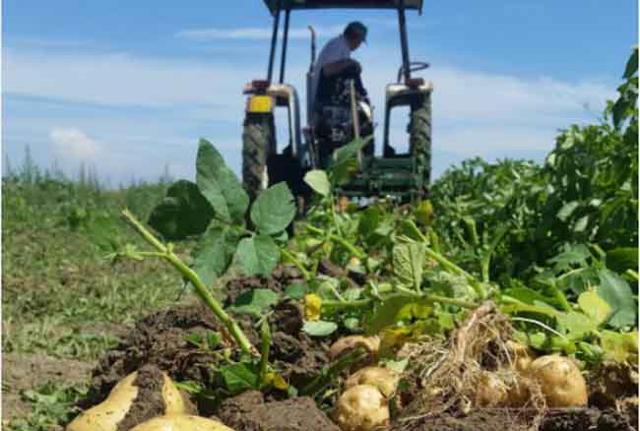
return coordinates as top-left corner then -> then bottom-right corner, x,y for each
529,355 -> 588,407
67,370 -> 190,431
67,372 -> 139,431
506,340 -> 533,373
345,367 -> 399,398
474,372 -> 508,407
334,384 -> 390,431
162,373 -> 190,414
130,415 -> 235,431
329,335 -> 380,360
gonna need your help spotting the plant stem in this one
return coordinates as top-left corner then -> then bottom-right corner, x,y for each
280,248 -> 312,280
300,347 -> 368,396
306,224 -> 366,259
259,321 -> 271,385
321,292 -> 477,311
121,209 -> 256,356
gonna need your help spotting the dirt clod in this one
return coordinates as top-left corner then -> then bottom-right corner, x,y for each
218,390 -> 340,431
117,365 -> 166,431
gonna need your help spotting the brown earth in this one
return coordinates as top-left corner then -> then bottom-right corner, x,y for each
218,390 -> 340,431
2,353 -> 94,421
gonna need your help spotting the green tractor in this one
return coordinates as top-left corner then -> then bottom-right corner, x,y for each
242,0 -> 432,202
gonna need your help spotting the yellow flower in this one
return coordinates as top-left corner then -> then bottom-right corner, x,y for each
304,294 -> 323,321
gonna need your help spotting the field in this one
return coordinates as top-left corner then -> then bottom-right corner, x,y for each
1,173 -> 195,429
2,50 -> 638,431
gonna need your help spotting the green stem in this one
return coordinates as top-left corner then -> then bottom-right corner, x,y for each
300,347 -> 368,396
321,292 -> 477,311
121,209 -> 256,356
625,269 -> 639,281
259,321 -> 271,385
306,224 -> 366,259
480,225 -> 509,283
280,248 -> 312,280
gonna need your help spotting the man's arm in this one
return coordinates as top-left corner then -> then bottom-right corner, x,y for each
322,58 -> 361,77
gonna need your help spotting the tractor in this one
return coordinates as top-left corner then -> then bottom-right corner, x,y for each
242,0 -> 432,203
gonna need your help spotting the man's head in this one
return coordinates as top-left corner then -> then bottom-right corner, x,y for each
343,21 -> 367,51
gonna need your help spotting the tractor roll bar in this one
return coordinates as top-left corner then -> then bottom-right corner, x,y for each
397,0 -> 411,82
279,9 -> 291,83
266,2 -> 282,82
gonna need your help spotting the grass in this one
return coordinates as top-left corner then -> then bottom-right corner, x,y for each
2,164 -> 192,428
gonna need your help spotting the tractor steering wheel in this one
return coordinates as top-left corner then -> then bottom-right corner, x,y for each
397,62 -> 430,83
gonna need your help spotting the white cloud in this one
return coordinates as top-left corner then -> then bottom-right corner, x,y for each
50,128 -> 101,159
4,46 -> 617,182
175,25 -> 343,41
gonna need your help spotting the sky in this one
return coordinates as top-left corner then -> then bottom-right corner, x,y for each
2,0 -> 638,184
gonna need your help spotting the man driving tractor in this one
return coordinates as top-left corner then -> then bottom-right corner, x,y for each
311,21 -> 368,109
311,21 -> 373,164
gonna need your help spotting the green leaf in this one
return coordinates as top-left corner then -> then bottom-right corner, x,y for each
191,222 -> 240,287
393,243 -> 425,290
606,247 -> 639,273
557,311 -> 598,340
284,283 -> 307,299
250,182 -> 296,234
206,331 -> 222,349
302,320 -> 338,337
600,330 -> 638,362
573,215 -> 589,233
330,136 -> 372,185
220,363 -> 259,394
235,234 -> 280,276
304,170 -> 330,196
557,201 -> 579,222
366,295 -> 423,334
596,269 -> 637,328
196,139 -> 249,224
623,47 -> 638,79
578,290 -> 612,326
148,180 -> 213,240
548,244 -> 591,271
228,288 -> 280,316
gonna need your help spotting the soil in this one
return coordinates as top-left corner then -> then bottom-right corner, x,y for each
117,365 -> 170,431
83,267 -> 331,413
218,390 -> 340,431
391,407 -> 637,431
2,352 -> 94,421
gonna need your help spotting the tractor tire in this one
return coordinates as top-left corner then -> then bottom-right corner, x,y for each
242,114 -> 275,200
409,94 -> 432,183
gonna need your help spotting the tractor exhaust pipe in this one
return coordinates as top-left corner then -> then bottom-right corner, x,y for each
308,25 -> 317,72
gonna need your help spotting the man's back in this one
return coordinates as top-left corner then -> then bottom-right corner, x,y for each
310,35 -> 351,105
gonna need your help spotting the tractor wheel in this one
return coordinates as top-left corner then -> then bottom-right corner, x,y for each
409,94 -> 432,183
242,114 -> 275,200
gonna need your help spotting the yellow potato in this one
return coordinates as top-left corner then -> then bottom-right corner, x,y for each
130,415 -> 235,431
529,354 -> 588,407
506,340 -> 534,373
345,367 -> 399,398
162,373 -> 190,414
474,372 -> 508,407
67,372 -> 139,431
329,335 -> 380,360
334,384 -> 389,431
67,370 -> 190,431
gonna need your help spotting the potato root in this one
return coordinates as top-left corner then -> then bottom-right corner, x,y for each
329,335 -> 380,360
506,340 -> 534,373
345,366 -> 399,398
529,355 -> 588,407
334,384 -> 389,431
130,414 -> 235,431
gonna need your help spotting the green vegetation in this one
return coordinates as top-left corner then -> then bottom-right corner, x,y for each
2,166 -> 189,429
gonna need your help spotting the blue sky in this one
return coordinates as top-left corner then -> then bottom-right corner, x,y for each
3,0 -> 637,184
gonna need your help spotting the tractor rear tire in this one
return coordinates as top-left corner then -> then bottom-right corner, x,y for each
242,114 -> 275,200
409,94 -> 432,183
